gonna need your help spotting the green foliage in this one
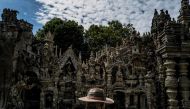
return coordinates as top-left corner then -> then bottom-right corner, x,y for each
34,18 -> 88,59
43,17 -> 64,33
85,20 -> 132,51
54,20 -> 84,54
34,18 -> 133,59
35,29 -> 45,41
35,17 -> 63,41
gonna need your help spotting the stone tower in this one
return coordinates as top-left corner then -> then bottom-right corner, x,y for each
0,8 -> 33,109
151,0 -> 190,108
178,0 -> 190,26
1,0 -> 190,109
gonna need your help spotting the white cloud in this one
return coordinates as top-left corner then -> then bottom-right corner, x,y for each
35,0 -> 180,34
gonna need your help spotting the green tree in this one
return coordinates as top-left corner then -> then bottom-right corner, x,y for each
54,20 -> 84,55
35,17 -> 63,41
34,18 -> 87,58
43,17 -> 64,33
85,20 -> 132,52
35,19 -> 133,59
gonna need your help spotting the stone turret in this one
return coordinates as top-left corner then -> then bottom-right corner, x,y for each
151,9 -> 159,34
0,8 -> 34,109
151,9 -> 172,34
181,0 -> 189,6
178,0 -> 190,25
1,8 -> 18,22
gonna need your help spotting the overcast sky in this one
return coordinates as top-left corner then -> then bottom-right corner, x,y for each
0,0 -> 181,34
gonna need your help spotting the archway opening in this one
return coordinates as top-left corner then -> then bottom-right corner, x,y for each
23,71 -> 41,109
114,91 -> 125,109
45,91 -> 53,109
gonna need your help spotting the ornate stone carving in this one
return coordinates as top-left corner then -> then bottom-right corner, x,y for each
164,60 -> 178,109
179,60 -> 190,108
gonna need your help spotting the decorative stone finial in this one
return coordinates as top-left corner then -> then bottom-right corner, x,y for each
2,8 -> 18,22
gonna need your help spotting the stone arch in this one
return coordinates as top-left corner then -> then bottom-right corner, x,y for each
114,91 -> 126,109
111,66 -> 118,84
137,93 -> 148,109
61,57 -> 76,80
44,90 -> 54,109
22,71 -> 41,109
110,63 -> 127,84
58,47 -> 79,71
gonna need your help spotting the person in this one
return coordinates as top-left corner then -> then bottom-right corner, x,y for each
78,88 -> 114,109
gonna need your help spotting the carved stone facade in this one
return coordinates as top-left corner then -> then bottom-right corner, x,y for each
151,0 -> 190,109
0,0 -> 190,109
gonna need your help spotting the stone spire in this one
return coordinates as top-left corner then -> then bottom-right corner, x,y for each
181,0 -> 189,7
159,10 -> 165,20
178,0 -> 190,25
152,9 -> 159,23
1,8 -> 18,22
154,9 -> 158,16
90,51 -> 95,61
165,10 -> 171,21
44,32 -> 54,55
151,9 -> 159,33
79,52 -> 82,61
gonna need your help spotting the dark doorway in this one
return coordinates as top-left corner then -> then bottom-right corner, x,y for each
45,91 -> 53,109
114,91 -> 125,109
23,71 -> 41,109
61,57 -> 76,81
138,94 -> 141,109
58,100 -> 73,109
111,67 -> 118,84
130,95 -> 134,106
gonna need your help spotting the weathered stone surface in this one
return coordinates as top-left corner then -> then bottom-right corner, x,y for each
1,0 -> 190,109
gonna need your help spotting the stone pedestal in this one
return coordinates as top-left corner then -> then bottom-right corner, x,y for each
179,61 -> 190,109
164,60 -> 178,109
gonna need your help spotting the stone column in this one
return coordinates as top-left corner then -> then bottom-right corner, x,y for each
40,91 -> 44,109
145,71 -> 155,109
159,64 -> 166,109
164,60 -> 178,109
141,95 -> 146,109
107,69 -> 112,86
107,71 -> 112,98
134,95 -> 138,108
125,94 -> 130,108
53,89 -> 58,109
179,60 -> 190,108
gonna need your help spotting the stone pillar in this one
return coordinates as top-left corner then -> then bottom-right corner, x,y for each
134,95 -> 138,108
179,60 -> 190,108
40,91 -> 44,109
159,64 -> 166,109
107,69 -> 112,86
139,73 -> 144,86
125,94 -> 130,108
107,70 -> 113,98
145,71 -> 155,109
53,89 -> 58,109
140,95 -> 146,109
164,60 -> 178,109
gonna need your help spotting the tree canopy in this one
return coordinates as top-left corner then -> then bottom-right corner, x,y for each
35,18 -> 134,60
53,20 -> 84,55
35,18 -> 63,41
35,18 -> 85,55
85,21 -> 132,51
